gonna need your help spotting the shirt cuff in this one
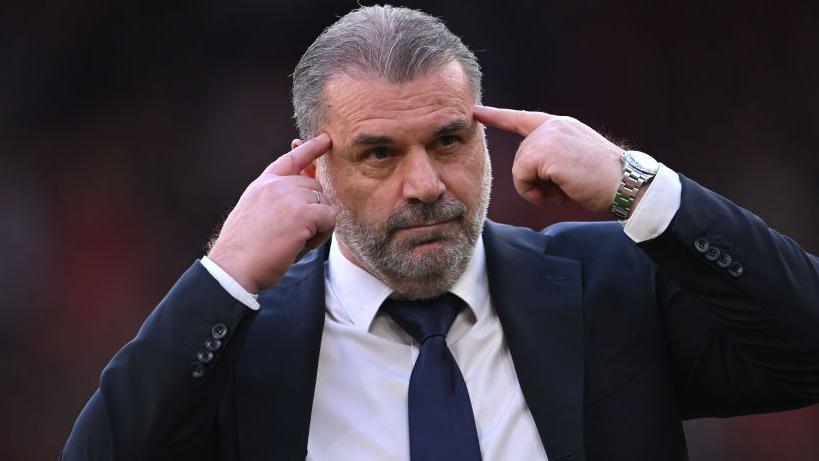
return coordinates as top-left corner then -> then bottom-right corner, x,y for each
199,256 -> 260,310
621,164 -> 682,243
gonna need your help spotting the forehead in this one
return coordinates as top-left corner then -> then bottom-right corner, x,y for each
323,61 -> 474,144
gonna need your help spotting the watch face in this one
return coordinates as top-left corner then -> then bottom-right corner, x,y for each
625,151 -> 660,175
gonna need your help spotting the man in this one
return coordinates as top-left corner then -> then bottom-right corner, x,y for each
62,5 -> 819,461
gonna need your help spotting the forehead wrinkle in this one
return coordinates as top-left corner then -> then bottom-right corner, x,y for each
339,93 -> 465,128
323,63 -> 473,150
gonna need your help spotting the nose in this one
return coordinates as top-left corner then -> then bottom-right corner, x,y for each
400,148 -> 445,204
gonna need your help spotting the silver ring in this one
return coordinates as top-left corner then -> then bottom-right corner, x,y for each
312,190 -> 321,204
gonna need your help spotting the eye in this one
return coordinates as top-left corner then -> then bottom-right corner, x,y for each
365,146 -> 392,161
438,135 -> 461,148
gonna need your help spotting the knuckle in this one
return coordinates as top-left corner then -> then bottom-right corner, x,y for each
298,226 -> 314,242
268,178 -> 292,196
550,116 -> 574,132
290,202 -> 308,218
281,152 -> 297,171
254,175 -> 275,189
532,137 -> 555,153
511,161 -> 528,180
247,177 -> 265,192
512,179 -> 528,195
543,162 -> 561,178
256,183 -> 278,200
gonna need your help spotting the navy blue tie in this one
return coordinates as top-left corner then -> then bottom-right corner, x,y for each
383,293 -> 482,461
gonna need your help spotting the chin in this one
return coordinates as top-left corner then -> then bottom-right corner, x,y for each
386,239 -> 462,280
409,238 -> 449,254
398,234 -> 453,263
372,227 -> 476,298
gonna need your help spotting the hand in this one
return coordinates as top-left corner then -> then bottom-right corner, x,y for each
207,134 -> 336,293
473,105 -> 624,212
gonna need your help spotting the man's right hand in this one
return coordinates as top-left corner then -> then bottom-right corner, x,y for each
207,134 -> 335,293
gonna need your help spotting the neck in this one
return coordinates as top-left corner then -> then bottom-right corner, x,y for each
337,238 -> 375,278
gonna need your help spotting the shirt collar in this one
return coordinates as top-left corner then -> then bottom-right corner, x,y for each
326,234 -> 489,332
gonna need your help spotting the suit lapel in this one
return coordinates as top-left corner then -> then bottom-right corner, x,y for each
234,244 -> 329,460
231,222 -> 585,459
483,221 -> 586,461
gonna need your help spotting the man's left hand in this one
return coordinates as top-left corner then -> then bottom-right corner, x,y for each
474,105 -> 624,212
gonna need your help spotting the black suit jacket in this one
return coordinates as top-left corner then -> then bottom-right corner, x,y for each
62,176 -> 819,460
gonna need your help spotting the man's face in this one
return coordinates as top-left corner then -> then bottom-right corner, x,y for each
316,61 -> 491,299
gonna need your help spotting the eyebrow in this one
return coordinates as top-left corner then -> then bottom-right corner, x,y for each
351,133 -> 394,146
435,118 -> 470,137
350,118 -> 472,147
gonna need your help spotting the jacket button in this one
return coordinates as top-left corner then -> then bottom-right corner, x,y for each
717,253 -> 733,269
705,246 -> 721,262
197,350 -> 215,364
728,262 -> 744,278
191,362 -> 206,379
694,237 -> 710,253
205,338 -> 222,352
212,323 -> 228,340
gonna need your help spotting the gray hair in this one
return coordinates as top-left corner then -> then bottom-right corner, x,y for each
291,5 -> 482,139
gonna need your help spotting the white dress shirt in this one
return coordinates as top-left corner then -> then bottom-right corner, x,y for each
305,236 -> 548,460
199,165 -> 682,460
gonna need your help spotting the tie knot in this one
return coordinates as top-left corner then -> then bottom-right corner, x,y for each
382,293 -> 464,343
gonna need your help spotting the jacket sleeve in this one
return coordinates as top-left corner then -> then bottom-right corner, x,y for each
638,174 -> 819,419
60,261 -> 258,461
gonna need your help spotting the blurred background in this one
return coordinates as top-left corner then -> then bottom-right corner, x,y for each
2,1 -> 817,459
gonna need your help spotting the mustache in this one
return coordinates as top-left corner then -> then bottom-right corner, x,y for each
384,198 -> 466,234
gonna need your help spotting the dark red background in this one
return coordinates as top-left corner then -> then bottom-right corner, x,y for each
2,1 -> 817,459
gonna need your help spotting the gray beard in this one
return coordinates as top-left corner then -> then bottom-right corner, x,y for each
319,150 -> 492,300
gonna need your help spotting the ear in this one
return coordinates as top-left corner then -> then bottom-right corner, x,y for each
291,138 -> 318,179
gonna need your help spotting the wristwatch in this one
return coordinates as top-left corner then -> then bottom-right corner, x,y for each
611,150 -> 660,220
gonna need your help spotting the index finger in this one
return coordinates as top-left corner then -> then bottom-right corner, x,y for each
473,105 -> 552,137
264,133 -> 332,176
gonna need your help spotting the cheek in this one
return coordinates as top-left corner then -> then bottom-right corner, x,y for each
333,166 -> 399,222
443,151 -> 486,204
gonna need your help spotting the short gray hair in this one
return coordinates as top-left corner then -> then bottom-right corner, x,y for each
291,5 -> 482,139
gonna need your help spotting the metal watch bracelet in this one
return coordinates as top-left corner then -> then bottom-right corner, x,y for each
611,157 -> 647,220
